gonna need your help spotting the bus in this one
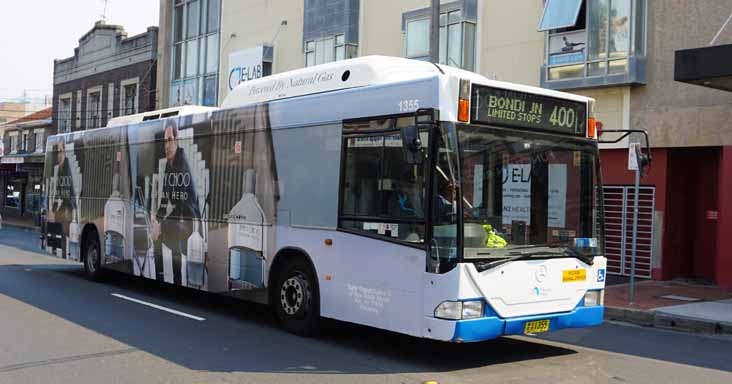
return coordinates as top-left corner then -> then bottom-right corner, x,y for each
41,56 -> 606,342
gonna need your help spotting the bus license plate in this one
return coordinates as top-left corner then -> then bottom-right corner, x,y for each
524,319 -> 550,334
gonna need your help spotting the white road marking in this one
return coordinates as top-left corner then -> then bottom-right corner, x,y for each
111,293 -> 206,321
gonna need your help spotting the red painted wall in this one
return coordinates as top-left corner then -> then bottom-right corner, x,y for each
601,146 -> 730,288
600,148 -> 668,212
600,148 -> 668,279
716,146 -> 732,290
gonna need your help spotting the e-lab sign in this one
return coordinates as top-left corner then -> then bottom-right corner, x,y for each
228,46 -> 265,91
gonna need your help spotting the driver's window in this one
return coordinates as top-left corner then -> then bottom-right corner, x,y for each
340,117 -> 428,245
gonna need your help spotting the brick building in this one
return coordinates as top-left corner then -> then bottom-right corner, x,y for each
53,21 -> 159,133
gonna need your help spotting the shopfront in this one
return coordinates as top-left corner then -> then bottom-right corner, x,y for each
0,158 -> 44,226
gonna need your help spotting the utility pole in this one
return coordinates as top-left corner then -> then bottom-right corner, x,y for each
429,0 -> 440,63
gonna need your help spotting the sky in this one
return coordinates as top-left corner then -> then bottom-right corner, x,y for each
0,0 -> 159,104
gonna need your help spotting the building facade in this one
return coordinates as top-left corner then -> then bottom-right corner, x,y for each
537,0 -> 732,289
154,0 -> 732,289
156,0 -> 222,109
52,21 -> 159,134
0,108 -> 52,225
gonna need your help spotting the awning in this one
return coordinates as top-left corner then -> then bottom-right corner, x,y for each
675,44 -> 732,92
0,154 -> 45,165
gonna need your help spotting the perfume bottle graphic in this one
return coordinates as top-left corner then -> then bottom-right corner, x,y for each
68,209 -> 81,262
104,160 -> 128,263
228,169 -> 266,290
187,223 -> 205,288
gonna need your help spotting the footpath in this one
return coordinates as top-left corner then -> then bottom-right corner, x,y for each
0,215 -> 38,231
604,278 -> 732,335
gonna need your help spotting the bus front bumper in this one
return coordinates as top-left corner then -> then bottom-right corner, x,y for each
427,305 -> 604,343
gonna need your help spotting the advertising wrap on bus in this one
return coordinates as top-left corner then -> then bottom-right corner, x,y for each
44,104 -> 279,293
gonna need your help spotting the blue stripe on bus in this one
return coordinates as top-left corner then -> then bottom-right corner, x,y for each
452,306 -> 604,342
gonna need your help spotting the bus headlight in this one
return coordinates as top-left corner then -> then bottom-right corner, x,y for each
584,290 -> 604,307
435,301 -> 462,320
462,301 -> 484,319
434,300 -> 484,320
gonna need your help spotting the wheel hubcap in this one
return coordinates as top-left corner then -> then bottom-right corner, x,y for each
87,246 -> 98,273
280,274 -> 308,316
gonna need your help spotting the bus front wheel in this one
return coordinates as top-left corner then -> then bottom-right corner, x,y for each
273,257 -> 320,336
83,233 -> 104,281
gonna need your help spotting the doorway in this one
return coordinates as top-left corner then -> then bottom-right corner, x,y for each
663,148 -> 720,282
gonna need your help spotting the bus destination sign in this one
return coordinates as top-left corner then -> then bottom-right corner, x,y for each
471,85 -> 587,136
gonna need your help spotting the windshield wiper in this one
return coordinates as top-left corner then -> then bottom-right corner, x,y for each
475,248 -> 594,272
504,242 -> 596,266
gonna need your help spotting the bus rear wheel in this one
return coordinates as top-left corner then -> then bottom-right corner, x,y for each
83,233 -> 104,281
273,257 -> 320,336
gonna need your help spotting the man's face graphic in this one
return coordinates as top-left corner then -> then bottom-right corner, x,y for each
164,126 -> 178,162
56,141 -> 65,165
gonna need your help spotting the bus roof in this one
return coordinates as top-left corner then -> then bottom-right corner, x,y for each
222,55 -> 593,109
106,105 -> 218,127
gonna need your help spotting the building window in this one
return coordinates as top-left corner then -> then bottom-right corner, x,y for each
185,39 -> 199,78
335,34 -> 346,61
305,41 -> 315,66
406,19 -> 430,60
538,0 -> 584,31
187,0 -> 200,38
540,0 -> 646,88
304,34 -> 357,67
9,133 -> 18,154
122,81 -> 138,116
205,34 -> 219,74
170,0 -> 220,106
21,132 -> 29,152
403,8 -> 476,71
58,95 -> 72,133
203,74 -> 217,106
206,0 -> 220,33
35,130 -> 44,153
87,90 -> 102,129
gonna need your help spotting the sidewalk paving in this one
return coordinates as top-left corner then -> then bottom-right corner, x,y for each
0,215 -> 39,231
604,279 -> 732,335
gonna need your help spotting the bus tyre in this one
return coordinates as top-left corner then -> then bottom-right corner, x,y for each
274,257 -> 320,336
83,234 -> 103,281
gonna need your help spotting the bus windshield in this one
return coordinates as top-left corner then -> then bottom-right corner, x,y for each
455,124 -> 603,262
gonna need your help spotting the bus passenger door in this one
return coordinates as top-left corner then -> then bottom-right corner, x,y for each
333,116 -> 430,336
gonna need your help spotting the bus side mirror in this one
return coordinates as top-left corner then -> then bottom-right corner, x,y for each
401,125 -> 424,165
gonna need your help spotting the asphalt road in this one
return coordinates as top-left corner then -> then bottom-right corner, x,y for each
1,225 -> 731,384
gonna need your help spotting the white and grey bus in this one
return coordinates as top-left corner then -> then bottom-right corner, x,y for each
41,56 -> 606,342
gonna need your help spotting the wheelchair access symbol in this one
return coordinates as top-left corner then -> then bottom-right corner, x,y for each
597,269 -> 606,283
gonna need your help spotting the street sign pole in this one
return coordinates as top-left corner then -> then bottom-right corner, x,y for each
593,130 -> 653,306
627,142 -> 642,304
629,166 -> 640,304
